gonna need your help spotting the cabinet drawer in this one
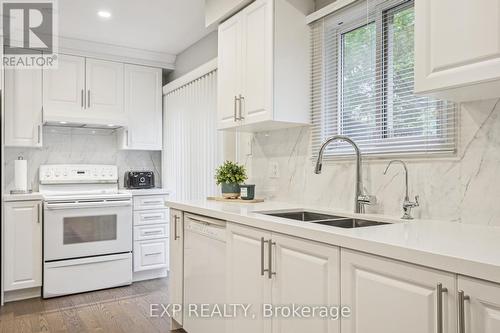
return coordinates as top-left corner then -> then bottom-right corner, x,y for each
133,209 -> 169,226
134,224 -> 168,241
133,195 -> 168,210
133,239 -> 168,272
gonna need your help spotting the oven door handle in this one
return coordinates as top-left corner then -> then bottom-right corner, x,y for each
45,200 -> 132,210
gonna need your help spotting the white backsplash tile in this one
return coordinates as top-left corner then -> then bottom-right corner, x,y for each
4,126 -> 161,191
244,98 -> 500,226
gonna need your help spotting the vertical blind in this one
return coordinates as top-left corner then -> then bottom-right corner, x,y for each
311,0 -> 457,158
163,70 -> 222,201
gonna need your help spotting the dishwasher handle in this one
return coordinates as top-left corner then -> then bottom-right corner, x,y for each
185,213 -> 226,228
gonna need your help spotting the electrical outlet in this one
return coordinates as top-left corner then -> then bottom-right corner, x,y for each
268,161 -> 280,178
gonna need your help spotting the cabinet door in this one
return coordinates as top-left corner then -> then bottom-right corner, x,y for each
341,249 -> 457,333
271,234 -> 340,333
86,58 -> 124,121
415,0 -> 500,100
217,13 -> 242,129
4,65 -> 43,147
169,209 -> 184,326
43,54 -> 85,120
226,223 -> 272,333
458,276 -> 500,333
4,201 -> 42,291
240,0 -> 273,124
121,65 -> 162,150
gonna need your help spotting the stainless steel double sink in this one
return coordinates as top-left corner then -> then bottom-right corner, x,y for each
258,210 -> 389,229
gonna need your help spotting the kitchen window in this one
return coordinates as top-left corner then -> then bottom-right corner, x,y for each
311,0 -> 457,158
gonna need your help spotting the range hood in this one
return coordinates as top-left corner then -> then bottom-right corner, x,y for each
43,115 -> 127,130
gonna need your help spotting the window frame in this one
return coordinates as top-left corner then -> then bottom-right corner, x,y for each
314,0 -> 457,159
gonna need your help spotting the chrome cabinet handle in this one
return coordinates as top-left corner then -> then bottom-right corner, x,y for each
37,203 -> 42,224
87,90 -> 91,107
458,290 -> 470,333
261,237 -> 269,276
145,252 -> 162,256
143,200 -> 162,205
125,129 -> 129,147
143,230 -> 163,235
143,215 -> 163,220
268,239 -> 276,279
436,283 -> 448,333
238,94 -> 245,120
81,89 -> 84,108
233,96 -> 239,122
174,215 -> 180,240
37,125 -> 41,144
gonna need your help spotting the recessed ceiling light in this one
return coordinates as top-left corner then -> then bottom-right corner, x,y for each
59,121 -> 67,124
107,124 -> 115,127
97,10 -> 111,19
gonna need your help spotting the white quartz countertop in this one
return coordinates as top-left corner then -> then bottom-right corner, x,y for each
3,192 -> 44,202
167,199 -> 500,284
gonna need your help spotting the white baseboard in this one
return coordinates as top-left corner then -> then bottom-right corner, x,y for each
133,268 -> 168,282
4,287 -> 41,303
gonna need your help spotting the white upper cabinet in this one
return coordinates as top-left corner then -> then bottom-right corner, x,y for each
85,58 -> 124,121
217,0 -> 313,131
217,14 -> 242,128
4,64 -> 43,147
457,276 -> 500,333
43,54 -> 86,122
119,64 -> 162,150
240,0 -> 273,125
341,249 -> 457,333
4,201 -> 43,292
415,0 -> 500,102
43,55 -> 126,126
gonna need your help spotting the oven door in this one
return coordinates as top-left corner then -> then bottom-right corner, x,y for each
44,199 -> 132,261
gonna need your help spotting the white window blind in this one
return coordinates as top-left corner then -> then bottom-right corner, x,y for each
311,0 -> 457,158
163,70 -> 222,201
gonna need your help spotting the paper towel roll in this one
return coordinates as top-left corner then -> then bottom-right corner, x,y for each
14,157 -> 28,192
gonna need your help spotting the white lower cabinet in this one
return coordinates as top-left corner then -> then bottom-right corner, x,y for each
4,201 -> 43,291
341,249 -> 457,333
458,276 -> 500,333
132,194 -> 169,280
169,209 -> 184,328
271,233 -> 340,333
133,239 -> 168,272
227,224 -> 272,333
226,223 -> 340,333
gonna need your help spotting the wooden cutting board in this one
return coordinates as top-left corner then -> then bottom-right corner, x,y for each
207,196 -> 264,203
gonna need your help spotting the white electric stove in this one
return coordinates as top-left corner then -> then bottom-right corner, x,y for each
39,164 -> 133,298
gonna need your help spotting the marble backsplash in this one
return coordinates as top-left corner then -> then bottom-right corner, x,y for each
245,98 -> 500,226
4,126 -> 161,191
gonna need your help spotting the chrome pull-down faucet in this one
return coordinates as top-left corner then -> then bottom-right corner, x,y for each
314,135 -> 376,214
383,159 -> 420,220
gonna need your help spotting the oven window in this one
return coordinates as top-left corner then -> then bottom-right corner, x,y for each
63,215 -> 117,244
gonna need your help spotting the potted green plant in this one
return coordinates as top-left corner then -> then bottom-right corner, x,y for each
215,161 -> 248,198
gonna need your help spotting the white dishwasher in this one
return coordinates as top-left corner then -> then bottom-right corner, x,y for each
183,213 -> 226,333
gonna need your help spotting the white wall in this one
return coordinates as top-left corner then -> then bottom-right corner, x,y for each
168,31 -> 218,81
244,99 -> 500,226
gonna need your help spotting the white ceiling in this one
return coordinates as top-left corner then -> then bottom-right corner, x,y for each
58,0 -> 214,56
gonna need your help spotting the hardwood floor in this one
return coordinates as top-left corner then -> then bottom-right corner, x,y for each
0,278 -> 180,333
